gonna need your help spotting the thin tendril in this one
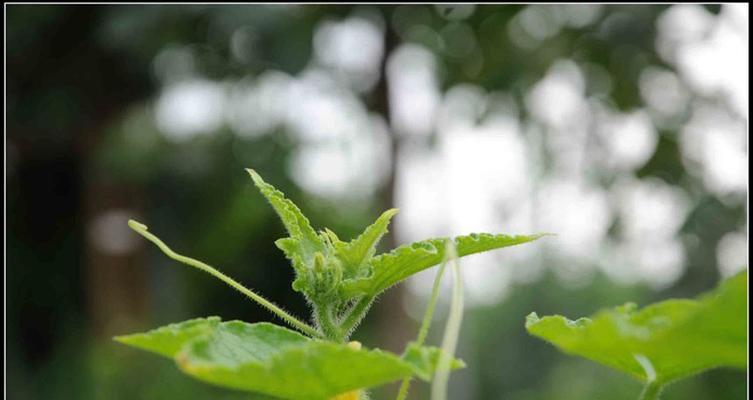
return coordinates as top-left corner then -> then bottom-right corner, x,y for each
396,239 -> 453,400
431,242 -> 463,400
128,220 -> 321,338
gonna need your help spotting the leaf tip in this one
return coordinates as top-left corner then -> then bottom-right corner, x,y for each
525,312 -> 541,328
112,333 -> 140,347
246,168 -> 263,184
383,208 -> 399,218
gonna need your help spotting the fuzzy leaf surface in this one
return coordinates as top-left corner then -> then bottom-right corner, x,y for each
115,317 -> 221,358
526,271 -> 747,385
334,208 -> 397,277
342,233 -> 548,297
116,318 -> 463,399
247,169 -> 324,272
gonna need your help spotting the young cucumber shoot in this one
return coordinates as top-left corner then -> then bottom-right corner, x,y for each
115,168 -> 547,400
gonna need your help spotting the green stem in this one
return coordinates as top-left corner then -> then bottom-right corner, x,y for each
395,377 -> 411,400
396,247 -> 451,400
639,382 -> 663,400
431,242 -> 463,400
340,296 -> 375,339
315,303 -> 344,342
128,220 -> 321,339
415,258 -> 449,346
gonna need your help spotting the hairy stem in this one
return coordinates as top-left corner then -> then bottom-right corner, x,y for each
315,303 -> 345,342
396,245 -> 450,400
394,379 -> 410,400
340,296 -> 375,339
128,219 -> 321,339
431,242 -> 463,400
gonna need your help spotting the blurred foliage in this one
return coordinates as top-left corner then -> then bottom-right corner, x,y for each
7,4 -> 745,400
527,272 -> 747,391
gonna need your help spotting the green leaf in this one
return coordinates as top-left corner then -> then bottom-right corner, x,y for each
342,233 -> 548,297
334,208 -> 398,276
526,271 -> 747,386
247,169 -> 324,271
116,318 -> 464,400
115,317 -> 221,358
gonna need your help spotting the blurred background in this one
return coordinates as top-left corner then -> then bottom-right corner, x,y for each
6,4 -> 748,400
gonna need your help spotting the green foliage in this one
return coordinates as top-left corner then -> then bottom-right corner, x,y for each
116,317 -> 222,358
247,169 -> 326,296
118,169 -> 543,399
245,169 -> 545,342
341,232 -> 548,297
330,208 -> 398,277
526,271 -> 748,398
117,318 -> 461,400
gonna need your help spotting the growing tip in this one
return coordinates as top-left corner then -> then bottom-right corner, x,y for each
245,168 -> 264,184
128,219 -> 148,232
382,208 -> 400,218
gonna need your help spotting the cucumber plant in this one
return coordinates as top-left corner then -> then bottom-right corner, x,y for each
526,270 -> 748,400
116,169 -> 546,399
